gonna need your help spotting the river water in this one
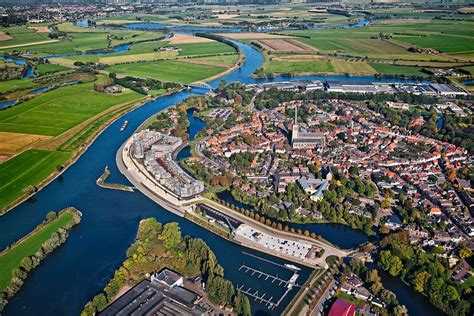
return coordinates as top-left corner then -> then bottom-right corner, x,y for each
1,36 -> 436,315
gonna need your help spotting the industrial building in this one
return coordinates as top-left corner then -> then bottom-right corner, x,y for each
98,269 -> 207,316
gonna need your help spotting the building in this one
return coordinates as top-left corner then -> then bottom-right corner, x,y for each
99,269 -> 207,316
291,105 -> 326,149
297,177 -> 329,201
328,298 -> 356,316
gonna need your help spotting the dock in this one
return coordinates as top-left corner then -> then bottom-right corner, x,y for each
237,261 -> 301,311
96,166 -> 134,192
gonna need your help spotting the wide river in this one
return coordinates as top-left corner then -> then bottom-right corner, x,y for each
0,37 -> 442,315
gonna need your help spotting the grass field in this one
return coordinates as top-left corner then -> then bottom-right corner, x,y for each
263,59 -> 334,74
99,50 -> 177,65
168,42 -> 236,56
0,24 -> 165,56
0,79 -> 35,94
284,19 -> 474,60
369,63 -> 427,76
0,79 -> 142,136
331,60 -> 377,75
0,149 -> 71,211
107,60 -> 227,83
36,63 -> 70,75
0,209 -> 75,291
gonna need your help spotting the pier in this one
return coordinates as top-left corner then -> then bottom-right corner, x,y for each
237,262 -> 301,311
96,166 -> 134,192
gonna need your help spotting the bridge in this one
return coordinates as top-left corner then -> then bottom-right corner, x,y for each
186,81 -> 212,89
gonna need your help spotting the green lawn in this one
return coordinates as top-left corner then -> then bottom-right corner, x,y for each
170,42 -> 236,56
264,59 -> 334,74
0,149 -> 71,212
107,60 -> 226,83
0,79 -> 35,94
0,78 -> 142,136
36,63 -> 70,75
0,210 -> 75,291
369,63 -> 427,77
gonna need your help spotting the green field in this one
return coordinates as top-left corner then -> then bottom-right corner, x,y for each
0,79 -> 35,94
0,26 -> 50,48
0,149 -> 71,211
369,63 -> 427,77
285,19 -> 474,58
0,79 -> 142,136
107,60 -> 226,83
263,59 -> 334,74
0,210 -> 75,291
169,42 -> 236,56
0,25 -> 165,56
36,63 -> 70,75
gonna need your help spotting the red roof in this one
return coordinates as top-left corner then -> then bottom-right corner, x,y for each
328,298 -> 356,316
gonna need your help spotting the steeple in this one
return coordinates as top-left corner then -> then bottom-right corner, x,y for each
292,104 -> 298,144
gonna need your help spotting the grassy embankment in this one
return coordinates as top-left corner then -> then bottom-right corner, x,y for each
0,208 -> 80,291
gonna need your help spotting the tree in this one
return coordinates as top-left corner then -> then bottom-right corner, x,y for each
388,255 -> 403,276
393,304 -> 408,316
444,285 -> 460,302
160,222 -> 182,251
91,293 -> 108,312
458,245 -> 472,259
46,211 -> 57,221
20,256 -> 33,272
413,271 -> 430,293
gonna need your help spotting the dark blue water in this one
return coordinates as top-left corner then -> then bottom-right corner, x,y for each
463,79 -> 474,86
0,39 -> 434,315
216,190 -> 368,249
186,108 -> 206,141
437,114 -> 444,129
0,100 -> 15,109
0,56 -> 26,65
28,86 -> 50,95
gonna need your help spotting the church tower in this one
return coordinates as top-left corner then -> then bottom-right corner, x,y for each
292,105 -> 299,145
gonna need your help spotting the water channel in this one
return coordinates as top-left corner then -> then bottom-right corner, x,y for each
1,32 -> 439,315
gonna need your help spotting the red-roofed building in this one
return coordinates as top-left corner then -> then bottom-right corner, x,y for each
328,298 -> 356,316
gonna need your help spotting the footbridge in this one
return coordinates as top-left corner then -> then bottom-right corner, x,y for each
186,81 -> 212,89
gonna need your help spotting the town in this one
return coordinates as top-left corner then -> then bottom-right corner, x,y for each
123,78 -> 473,316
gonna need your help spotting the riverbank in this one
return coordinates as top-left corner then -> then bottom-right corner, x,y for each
0,207 -> 81,312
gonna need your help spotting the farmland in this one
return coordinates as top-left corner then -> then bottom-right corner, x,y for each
0,208 -> 76,291
257,18 -> 474,77
35,63 -> 70,75
107,60 -> 227,83
0,78 -> 142,136
0,149 -> 71,211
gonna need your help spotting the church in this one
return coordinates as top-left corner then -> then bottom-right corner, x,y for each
291,106 -> 326,150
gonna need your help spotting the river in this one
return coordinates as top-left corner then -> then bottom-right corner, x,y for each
1,36 -> 435,315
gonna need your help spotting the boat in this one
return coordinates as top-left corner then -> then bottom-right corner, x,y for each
284,264 -> 301,271
120,120 -> 128,132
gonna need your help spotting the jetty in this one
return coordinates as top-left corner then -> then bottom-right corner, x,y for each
96,166 -> 134,192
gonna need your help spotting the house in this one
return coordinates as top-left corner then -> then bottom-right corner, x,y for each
328,298 -> 356,316
385,214 -> 402,230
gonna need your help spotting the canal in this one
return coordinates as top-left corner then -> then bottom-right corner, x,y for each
1,38 -> 436,315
